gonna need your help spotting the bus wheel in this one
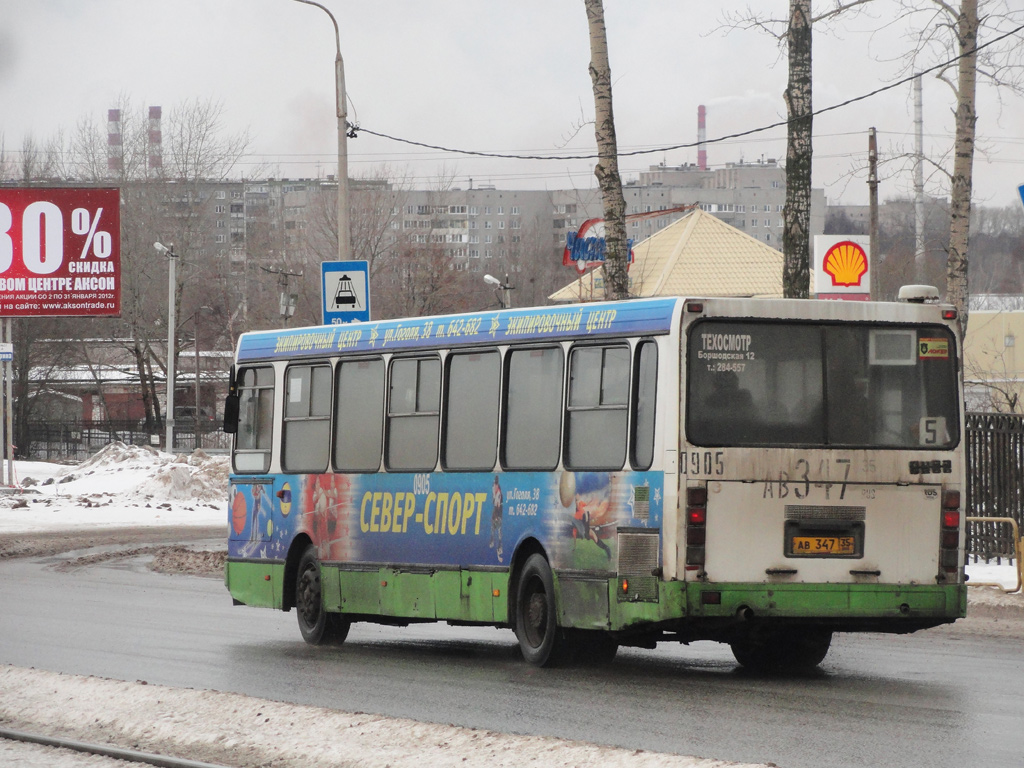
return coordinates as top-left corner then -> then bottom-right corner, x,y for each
730,627 -> 832,673
514,554 -> 570,666
296,545 -> 350,646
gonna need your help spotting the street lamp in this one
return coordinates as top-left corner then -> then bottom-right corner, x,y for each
292,0 -> 351,262
484,273 -> 513,309
154,241 -> 178,452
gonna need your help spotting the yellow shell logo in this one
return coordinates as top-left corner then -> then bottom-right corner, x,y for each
823,241 -> 868,287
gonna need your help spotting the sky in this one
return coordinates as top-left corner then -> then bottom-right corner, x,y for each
1,0 -> 1023,208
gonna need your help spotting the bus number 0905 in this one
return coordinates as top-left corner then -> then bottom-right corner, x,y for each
685,450 -> 724,476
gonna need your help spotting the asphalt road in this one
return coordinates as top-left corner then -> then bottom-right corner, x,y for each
1,548 -> 1022,768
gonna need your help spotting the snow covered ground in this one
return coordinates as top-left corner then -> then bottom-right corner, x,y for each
0,443 -> 1020,767
0,444 -> 225,534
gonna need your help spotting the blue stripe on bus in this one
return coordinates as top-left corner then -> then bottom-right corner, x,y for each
236,298 -> 679,362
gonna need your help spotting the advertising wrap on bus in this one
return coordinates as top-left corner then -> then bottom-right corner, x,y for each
230,470 -> 663,570
223,294 -> 967,673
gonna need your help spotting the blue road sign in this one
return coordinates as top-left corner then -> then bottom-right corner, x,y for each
322,261 -> 370,324
1018,184 -> 1024,211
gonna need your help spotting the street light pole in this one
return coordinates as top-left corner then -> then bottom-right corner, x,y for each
154,242 -> 178,452
293,0 -> 351,263
484,273 -> 514,309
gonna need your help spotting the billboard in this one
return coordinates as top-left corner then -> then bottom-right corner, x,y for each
562,218 -> 634,274
0,187 -> 121,317
814,235 -> 870,301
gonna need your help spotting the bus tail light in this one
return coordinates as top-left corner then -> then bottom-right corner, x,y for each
685,485 -> 707,572
939,488 -> 962,577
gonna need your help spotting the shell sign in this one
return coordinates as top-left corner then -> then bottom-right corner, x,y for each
814,235 -> 870,300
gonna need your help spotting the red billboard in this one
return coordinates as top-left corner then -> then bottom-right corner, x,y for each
0,187 -> 121,317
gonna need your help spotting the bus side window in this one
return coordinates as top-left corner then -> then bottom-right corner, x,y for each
387,356 -> 441,471
565,344 -> 629,470
443,350 -> 500,471
334,358 -> 385,472
503,347 -> 563,470
282,364 -> 332,473
631,340 -> 658,470
234,366 -> 275,473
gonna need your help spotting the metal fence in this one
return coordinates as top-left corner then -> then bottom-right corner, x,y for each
22,419 -> 230,462
965,412 -> 1024,564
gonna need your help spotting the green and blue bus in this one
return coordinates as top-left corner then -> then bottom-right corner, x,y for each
224,293 -> 966,670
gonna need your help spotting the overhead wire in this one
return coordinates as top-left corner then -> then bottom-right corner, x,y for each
345,21 -> 1024,162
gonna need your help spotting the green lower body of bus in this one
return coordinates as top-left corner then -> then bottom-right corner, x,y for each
226,558 -> 966,636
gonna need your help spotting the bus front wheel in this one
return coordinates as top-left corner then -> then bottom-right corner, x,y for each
514,554 -> 570,666
296,545 -> 350,646
730,626 -> 831,673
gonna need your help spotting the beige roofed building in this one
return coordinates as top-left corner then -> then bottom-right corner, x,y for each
549,208 -> 791,302
964,309 -> 1024,413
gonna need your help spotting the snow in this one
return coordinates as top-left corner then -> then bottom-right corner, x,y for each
0,443 -> 225,533
0,666 -> 765,768
0,443 -> 1020,767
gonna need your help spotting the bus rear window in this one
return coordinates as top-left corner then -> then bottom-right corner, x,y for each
686,321 -> 959,449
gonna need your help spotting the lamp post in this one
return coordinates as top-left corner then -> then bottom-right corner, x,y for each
484,273 -> 514,309
154,242 -> 178,452
292,0 -> 351,262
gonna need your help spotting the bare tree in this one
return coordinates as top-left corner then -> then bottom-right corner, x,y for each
891,0 -> 1024,329
0,134 -> 11,180
783,0 -> 814,298
719,1 -> 874,298
583,0 -> 629,300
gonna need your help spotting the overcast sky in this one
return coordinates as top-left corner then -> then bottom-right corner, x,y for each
2,0 -> 1023,208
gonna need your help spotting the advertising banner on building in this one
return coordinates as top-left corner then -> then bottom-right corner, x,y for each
814,235 -> 870,301
562,218 -> 634,274
0,187 -> 121,317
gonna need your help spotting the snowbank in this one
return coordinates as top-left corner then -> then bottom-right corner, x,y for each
0,443 -> 225,533
0,666 -> 766,768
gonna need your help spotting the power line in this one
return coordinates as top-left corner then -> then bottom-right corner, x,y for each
347,21 -> 1024,162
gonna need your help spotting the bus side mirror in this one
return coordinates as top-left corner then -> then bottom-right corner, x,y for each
223,364 -> 239,434
223,394 -> 239,434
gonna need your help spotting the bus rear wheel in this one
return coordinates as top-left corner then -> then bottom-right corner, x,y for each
296,545 -> 350,646
730,626 -> 832,673
514,554 -> 570,666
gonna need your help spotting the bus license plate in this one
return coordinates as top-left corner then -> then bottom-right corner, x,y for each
790,536 -> 856,556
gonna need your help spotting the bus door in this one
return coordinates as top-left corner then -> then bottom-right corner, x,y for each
229,477 -> 276,559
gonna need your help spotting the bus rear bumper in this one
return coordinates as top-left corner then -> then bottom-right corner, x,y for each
684,581 -> 967,629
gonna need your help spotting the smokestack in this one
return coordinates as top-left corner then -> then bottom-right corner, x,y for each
148,106 -> 163,174
697,105 -> 707,171
107,108 -> 122,173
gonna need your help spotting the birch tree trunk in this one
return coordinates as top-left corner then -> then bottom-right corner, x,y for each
584,0 -> 630,300
782,0 -> 813,299
946,0 -> 977,331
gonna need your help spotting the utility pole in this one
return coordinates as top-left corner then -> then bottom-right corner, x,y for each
293,0 -> 351,262
914,75 -> 925,282
868,127 -> 878,300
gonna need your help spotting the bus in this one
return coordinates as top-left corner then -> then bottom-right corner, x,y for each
223,291 -> 966,671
